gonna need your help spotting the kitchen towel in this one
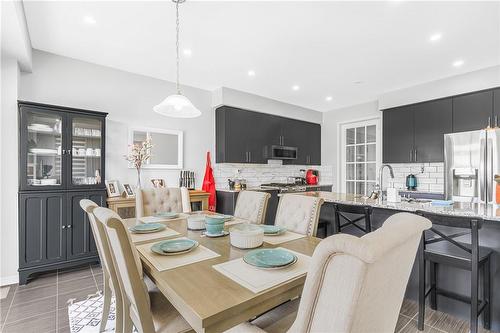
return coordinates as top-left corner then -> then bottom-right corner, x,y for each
212,248 -> 311,293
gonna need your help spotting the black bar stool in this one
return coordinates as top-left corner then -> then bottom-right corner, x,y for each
332,203 -> 373,234
416,211 -> 491,333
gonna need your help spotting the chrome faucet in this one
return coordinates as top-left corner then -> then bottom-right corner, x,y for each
378,164 -> 394,203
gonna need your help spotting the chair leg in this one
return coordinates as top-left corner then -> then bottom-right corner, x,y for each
417,238 -> 426,331
115,290 -> 124,333
430,262 -> 437,310
471,263 -> 479,333
483,259 -> 491,330
123,301 -> 134,333
100,274 -> 111,332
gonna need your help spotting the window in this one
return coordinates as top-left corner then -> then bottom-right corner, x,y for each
340,119 -> 380,196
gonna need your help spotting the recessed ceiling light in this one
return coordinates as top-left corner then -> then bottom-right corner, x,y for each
183,49 -> 192,57
453,59 -> 464,67
292,85 -> 300,91
325,96 -> 333,102
83,15 -> 96,25
247,70 -> 255,77
429,33 -> 442,42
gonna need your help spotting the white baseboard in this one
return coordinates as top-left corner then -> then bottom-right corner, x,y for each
0,275 -> 19,286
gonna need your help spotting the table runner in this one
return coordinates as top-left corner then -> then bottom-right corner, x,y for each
263,231 -> 306,245
212,248 -> 311,293
136,238 -> 220,271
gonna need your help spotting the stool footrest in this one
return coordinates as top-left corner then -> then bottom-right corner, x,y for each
436,288 -> 488,315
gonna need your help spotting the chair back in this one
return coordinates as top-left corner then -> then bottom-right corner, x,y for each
93,207 -> 154,332
234,191 -> 271,224
274,194 -> 324,236
416,210 -> 483,261
289,212 -> 432,333
332,203 -> 373,234
136,187 -> 190,217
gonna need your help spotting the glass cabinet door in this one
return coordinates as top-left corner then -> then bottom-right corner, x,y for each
24,110 -> 64,188
70,116 -> 104,188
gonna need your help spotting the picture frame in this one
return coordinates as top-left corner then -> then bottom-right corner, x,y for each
151,178 -> 165,188
105,180 -> 121,197
123,183 -> 135,198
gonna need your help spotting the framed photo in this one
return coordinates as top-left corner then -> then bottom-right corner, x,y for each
151,178 -> 165,188
123,183 -> 135,198
106,180 -> 121,197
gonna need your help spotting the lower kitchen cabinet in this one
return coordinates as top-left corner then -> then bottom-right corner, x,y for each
18,190 -> 105,284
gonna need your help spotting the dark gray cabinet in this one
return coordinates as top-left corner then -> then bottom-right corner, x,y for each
216,106 -> 321,165
453,90 -> 493,132
18,101 -> 107,284
383,105 -> 414,163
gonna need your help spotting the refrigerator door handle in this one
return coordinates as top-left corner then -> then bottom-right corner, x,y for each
479,133 -> 486,203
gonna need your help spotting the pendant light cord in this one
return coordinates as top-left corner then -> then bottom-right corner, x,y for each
175,0 -> 181,94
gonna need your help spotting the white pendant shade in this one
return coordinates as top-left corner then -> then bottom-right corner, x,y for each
153,94 -> 202,118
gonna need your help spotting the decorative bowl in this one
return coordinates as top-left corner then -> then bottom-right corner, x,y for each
205,215 -> 226,235
230,224 -> 264,249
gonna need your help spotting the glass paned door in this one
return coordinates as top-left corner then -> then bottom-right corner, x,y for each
25,110 -> 64,187
341,120 -> 380,196
71,117 -> 103,186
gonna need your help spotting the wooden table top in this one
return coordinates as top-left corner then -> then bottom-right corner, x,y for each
124,215 -> 321,333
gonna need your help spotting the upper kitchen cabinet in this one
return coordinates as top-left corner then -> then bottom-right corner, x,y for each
216,106 -> 321,165
413,98 -> 452,162
494,88 -> 500,121
452,90 -> 493,132
383,105 -> 414,163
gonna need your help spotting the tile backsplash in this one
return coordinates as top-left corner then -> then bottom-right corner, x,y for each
213,162 -> 334,189
382,162 -> 444,193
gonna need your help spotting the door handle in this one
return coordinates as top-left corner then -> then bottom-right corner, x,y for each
62,225 -> 66,229
488,117 -> 491,128
248,152 -> 251,162
67,225 -> 72,228
414,149 -> 417,162
409,150 -> 413,162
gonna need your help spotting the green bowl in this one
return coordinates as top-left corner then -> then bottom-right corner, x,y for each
243,248 -> 296,268
205,215 -> 226,225
260,225 -> 287,235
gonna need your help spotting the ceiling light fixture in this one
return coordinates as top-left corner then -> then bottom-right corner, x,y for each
325,96 -> 333,102
429,33 -> 442,42
247,70 -> 256,77
453,59 -> 464,67
83,15 -> 96,25
292,85 -> 300,91
154,0 -> 201,118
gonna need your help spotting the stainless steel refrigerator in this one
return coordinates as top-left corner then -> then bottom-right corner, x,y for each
444,129 -> 500,203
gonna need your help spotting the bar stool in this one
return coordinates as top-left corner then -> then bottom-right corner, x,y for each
416,211 -> 491,333
332,203 -> 373,235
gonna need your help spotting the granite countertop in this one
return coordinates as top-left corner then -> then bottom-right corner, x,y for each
299,191 -> 500,222
216,184 -> 333,193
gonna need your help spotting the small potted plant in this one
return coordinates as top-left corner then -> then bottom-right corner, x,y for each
124,138 -> 153,189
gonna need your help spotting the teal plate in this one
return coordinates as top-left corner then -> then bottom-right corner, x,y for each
243,248 -> 296,268
129,223 -> 165,234
260,225 -> 287,235
151,239 -> 199,256
154,212 -> 179,219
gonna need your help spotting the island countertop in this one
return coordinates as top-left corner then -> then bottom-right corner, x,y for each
299,191 -> 500,222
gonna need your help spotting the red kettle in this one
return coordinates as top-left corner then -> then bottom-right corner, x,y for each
305,169 -> 319,185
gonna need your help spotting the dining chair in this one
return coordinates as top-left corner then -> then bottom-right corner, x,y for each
274,194 -> 324,236
79,199 -> 123,332
232,212 -> 432,333
332,203 -> 373,235
136,187 -> 191,217
234,191 -> 271,224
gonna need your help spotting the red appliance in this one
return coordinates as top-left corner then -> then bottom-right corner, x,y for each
305,169 -> 319,185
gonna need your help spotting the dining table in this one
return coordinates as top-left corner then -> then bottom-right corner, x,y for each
123,212 -> 321,333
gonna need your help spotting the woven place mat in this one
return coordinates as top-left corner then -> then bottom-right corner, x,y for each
212,248 -> 311,293
136,237 -> 220,271
263,231 -> 306,245
128,227 -> 180,245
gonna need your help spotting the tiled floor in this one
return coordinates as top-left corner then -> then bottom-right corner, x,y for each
0,264 -> 496,333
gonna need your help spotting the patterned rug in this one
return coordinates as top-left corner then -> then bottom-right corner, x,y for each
68,292 -> 119,332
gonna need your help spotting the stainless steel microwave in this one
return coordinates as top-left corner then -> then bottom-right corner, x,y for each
269,145 -> 298,160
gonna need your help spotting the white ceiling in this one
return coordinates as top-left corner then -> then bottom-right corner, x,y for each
23,1 -> 500,111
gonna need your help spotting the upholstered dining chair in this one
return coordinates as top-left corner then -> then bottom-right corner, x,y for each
234,191 -> 271,224
80,199 -> 123,332
274,194 -> 324,236
136,187 -> 191,218
232,212 -> 432,333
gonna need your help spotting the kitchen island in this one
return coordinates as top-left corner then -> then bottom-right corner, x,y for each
300,191 -> 500,332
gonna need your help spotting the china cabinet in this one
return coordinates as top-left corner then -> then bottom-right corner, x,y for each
18,101 -> 107,284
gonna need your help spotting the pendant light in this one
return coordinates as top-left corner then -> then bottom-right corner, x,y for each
154,0 -> 201,118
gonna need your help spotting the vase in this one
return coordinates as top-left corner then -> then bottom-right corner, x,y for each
136,168 -> 142,189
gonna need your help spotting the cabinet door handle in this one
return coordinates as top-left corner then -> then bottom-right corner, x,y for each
67,225 -> 72,229
409,150 -> 413,162
248,152 -> 251,162
62,225 -> 66,229
414,149 -> 417,162
488,117 -> 492,128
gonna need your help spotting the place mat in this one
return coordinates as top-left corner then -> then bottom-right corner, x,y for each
136,237 -> 220,272
212,248 -> 311,293
263,231 -> 306,245
139,214 -> 186,224
225,217 -> 247,226
128,227 -> 180,245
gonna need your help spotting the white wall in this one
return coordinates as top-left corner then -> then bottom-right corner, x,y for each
213,87 -> 322,124
1,56 -> 20,285
20,50 -> 214,190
